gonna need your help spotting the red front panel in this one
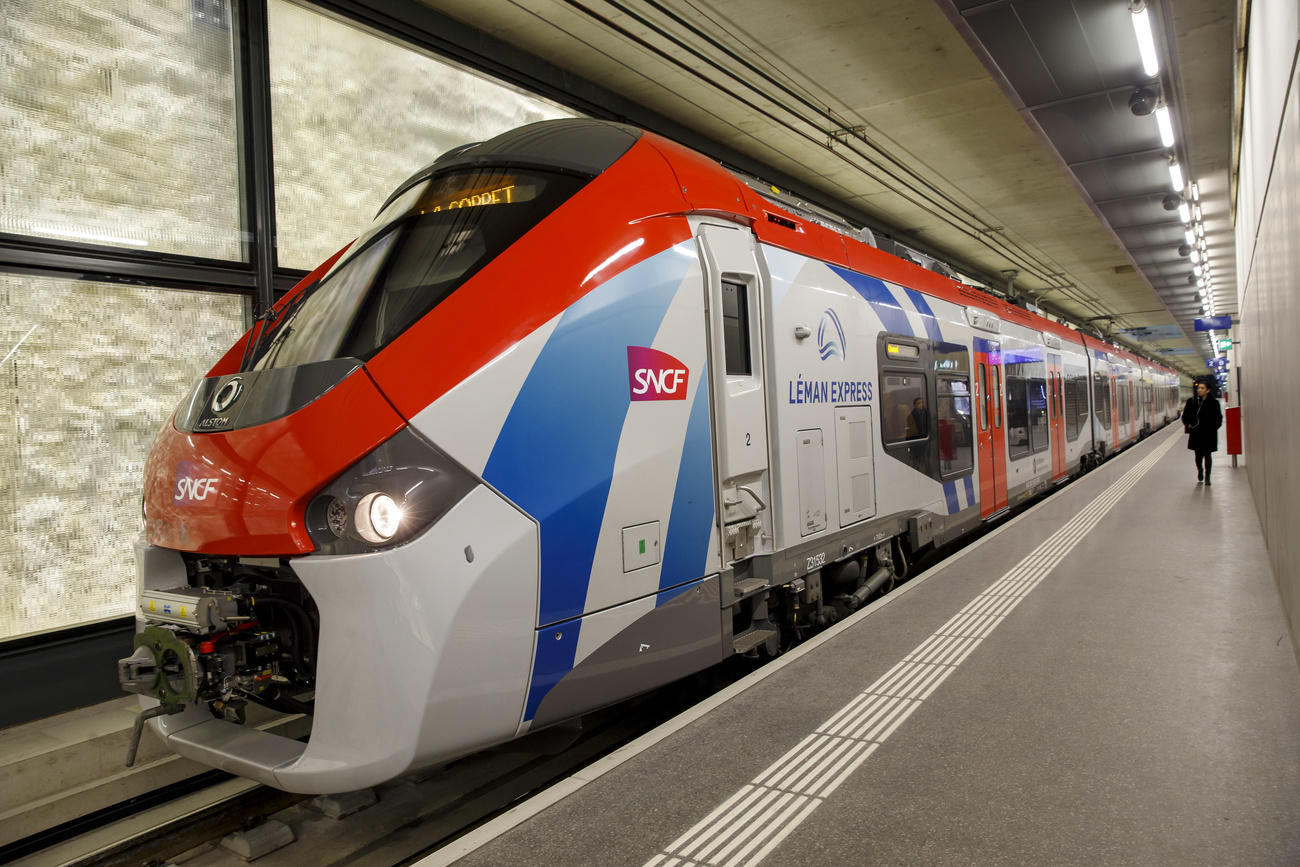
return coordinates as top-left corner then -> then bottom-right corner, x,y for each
142,368 -> 405,555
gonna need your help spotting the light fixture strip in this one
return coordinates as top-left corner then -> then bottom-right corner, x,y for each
1155,105 -> 1175,146
1169,160 -> 1184,191
1131,1 -> 1160,77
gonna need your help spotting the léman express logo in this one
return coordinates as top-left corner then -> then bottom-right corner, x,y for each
818,308 -> 846,361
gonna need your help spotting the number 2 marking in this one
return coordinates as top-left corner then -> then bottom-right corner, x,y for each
745,433 -> 751,446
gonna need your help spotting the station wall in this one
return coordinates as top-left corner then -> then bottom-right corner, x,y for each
1235,0 -> 1300,664
0,0 -> 571,641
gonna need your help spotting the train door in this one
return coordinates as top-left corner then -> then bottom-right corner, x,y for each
974,337 -> 1008,517
1110,371 -> 1119,451
1047,354 -> 1066,481
697,222 -> 773,565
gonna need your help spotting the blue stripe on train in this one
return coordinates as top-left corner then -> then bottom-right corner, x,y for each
943,480 -> 960,515
902,288 -> 943,341
659,362 -> 715,598
828,265 -> 913,336
484,245 -> 690,628
488,245 -> 694,721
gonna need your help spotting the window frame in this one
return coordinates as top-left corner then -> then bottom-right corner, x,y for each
936,373 -> 974,479
721,278 -> 754,377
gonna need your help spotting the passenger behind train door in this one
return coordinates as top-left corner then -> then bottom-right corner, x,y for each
1182,381 -> 1222,486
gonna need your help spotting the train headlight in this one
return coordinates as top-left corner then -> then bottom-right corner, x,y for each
356,492 -> 403,543
305,427 -> 477,554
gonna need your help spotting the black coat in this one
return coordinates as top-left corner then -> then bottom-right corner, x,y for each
1182,395 -> 1222,452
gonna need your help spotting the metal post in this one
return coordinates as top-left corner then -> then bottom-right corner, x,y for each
233,0 -> 278,319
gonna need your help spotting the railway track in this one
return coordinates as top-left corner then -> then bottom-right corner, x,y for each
7,662 -> 757,867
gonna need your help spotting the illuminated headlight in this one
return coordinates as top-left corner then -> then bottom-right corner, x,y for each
305,427 -> 478,554
356,492 -> 403,543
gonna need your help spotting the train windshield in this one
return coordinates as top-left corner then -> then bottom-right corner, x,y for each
248,166 -> 587,371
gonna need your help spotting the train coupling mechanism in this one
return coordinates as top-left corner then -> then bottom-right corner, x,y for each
118,625 -> 199,767
118,577 -> 319,768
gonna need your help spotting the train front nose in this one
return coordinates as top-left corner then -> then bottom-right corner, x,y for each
130,360 -> 541,793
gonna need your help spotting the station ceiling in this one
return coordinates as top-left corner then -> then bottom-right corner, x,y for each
414,0 -> 1236,378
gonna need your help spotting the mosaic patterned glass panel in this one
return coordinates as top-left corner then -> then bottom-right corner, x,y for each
268,0 -> 575,270
0,276 -> 245,639
0,0 -> 242,259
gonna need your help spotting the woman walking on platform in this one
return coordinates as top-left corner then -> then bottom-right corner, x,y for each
1182,381 -> 1222,485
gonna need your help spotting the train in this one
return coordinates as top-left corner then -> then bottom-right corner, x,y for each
118,118 -> 1180,793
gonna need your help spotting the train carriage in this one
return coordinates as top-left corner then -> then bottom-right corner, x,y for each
119,119 -> 1178,793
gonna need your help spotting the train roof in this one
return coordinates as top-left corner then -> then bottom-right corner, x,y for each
638,129 -> 1177,377
374,119 -> 1175,378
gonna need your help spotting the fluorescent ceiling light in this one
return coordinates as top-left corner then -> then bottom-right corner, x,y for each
1178,202 -> 1191,223
1191,182 -> 1200,201
1190,249 -> 1200,264
1194,203 -> 1202,221
1155,105 -> 1175,146
1196,222 -> 1205,237
1169,160 -> 1184,191
1194,264 -> 1203,277
1131,2 -> 1160,77
1185,229 -> 1195,246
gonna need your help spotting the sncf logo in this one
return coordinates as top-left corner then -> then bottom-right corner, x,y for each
174,461 -> 220,504
818,308 -> 846,361
628,346 -> 689,401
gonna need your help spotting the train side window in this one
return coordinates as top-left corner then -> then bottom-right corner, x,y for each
721,280 -> 752,376
992,366 -> 1002,427
1064,372 -> 1086,442
937,377 -> 973,476
1093,373 -> 1111,428
881,373 -> 929,445
1005,373 -> 1030,459
1028,375 -> 1049,452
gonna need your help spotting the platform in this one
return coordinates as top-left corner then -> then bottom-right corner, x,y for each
428,427 -> 1300,866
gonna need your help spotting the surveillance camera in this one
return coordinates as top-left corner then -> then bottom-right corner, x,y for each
1129,87 -> 1158,117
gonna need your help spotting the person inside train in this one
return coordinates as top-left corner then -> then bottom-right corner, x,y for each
1182,380 -> 1222,486
908,397 -> 928,439
906,397 -> 930,471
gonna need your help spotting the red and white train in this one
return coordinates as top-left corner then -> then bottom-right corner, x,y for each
119,119 -> 1179,793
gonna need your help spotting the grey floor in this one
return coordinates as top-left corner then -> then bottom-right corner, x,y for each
451,428 -> 1300,867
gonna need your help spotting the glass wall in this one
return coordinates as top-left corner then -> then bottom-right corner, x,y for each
0,276 -> 244,638
0,0 -> 578,642
0,0 -> 242,259
268,0 -> 573,269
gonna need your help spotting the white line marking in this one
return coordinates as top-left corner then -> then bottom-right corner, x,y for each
808,740 -> 877,796
816,742 -> 880,797
721,793 -> 813,867
741,796 -> 823,865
